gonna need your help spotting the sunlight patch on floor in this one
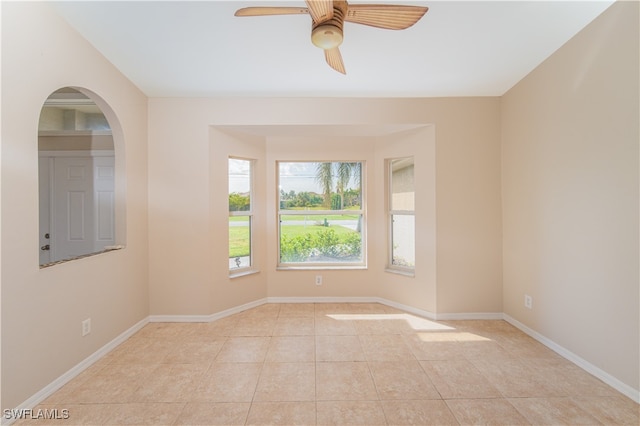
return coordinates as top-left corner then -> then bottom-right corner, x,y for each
415,331 -> 492,342
325,313 -> 455,331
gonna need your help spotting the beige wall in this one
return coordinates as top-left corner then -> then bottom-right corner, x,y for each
148,98 -> 503,317
502,0 -> 639,393
1,2 -> 149,409
432,99 -> 503,314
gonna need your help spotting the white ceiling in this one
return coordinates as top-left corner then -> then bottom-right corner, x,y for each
52,0 -> 614,98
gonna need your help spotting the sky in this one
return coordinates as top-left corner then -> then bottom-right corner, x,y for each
229,161 -> 360,194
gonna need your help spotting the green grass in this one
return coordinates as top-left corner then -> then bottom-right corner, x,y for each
230,207 -> 360,223
280,224 -> 356,239
280,214 -> 359,222
229,216 -> 249,222
284,206 -> 361,210
229,225 -> 250,258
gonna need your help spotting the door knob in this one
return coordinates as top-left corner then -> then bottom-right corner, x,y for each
40,244 -> 50,251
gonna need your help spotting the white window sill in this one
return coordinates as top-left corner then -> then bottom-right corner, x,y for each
277,265 -> 367,271
229,269 -> 260,279
385,267 -> 415,278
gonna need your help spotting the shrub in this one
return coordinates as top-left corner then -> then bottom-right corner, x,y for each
280,227 -> 361,262
342,232 -> 362,256
280,234 -> 314,262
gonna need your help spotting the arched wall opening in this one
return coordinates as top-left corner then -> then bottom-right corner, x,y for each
37,87 -> 126,266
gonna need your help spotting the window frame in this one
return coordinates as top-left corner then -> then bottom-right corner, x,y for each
228,156 -> 256,276
386,157 -> 415,275
276,160 -> 366,270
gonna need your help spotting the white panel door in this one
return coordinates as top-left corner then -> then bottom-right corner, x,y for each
50,155 -> 115,262
93,156 -> 115,251
52,157 -> 95,261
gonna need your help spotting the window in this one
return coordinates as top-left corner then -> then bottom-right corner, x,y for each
278,161 -> 364,268
388,157 -> 415,272
229,157 -> 254,272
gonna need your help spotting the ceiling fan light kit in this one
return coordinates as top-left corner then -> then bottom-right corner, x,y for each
235,0 -> 428,75
311,24 -> 344,49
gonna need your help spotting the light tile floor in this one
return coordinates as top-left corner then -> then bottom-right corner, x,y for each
18,303 -> 639,425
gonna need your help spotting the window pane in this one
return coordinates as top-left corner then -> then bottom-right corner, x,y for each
229,158 -> 251,211
229,157 -> 253,272
390,158 -> 414,211
229,215 -> 251,269
278,161 -> 364,266
391,214 -> 415,268
279,214 -> 362,263
279,162 -> 361,211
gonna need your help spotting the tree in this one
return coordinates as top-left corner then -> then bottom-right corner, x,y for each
343,188 -> 361,208
315,162 -> 361,209
316,162 -> 333,208
228,192 -> 250,211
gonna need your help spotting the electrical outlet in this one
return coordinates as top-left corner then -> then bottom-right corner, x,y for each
315,275 -> 323,285
82,318 -> 91,336
524,294 -> 533,310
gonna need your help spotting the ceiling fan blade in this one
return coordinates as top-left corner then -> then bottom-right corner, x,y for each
325,47 -> 346,74
305,0 -> 334,23
345,4 -> 428,29
234,7 -> 309,17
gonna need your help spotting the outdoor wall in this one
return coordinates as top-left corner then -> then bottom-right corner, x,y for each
501,0 -> 639,396
147,97 -> 503,317
1,2 -> 149,410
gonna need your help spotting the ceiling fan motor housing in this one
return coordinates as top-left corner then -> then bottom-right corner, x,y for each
311,1 -> 346,50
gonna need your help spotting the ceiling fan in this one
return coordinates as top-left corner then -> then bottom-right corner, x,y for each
235,0 -> 428,74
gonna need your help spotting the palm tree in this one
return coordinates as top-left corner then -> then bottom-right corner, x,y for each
315,162 -> 361,209
316,162 -> 333,209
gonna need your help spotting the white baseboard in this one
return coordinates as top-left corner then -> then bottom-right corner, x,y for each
209,298 -> 268,321
149,298 -> 268,323
503,314 -> 640,404
435,311 -> 504,321
3,317 -> 148,426
264,296 -> 505,322
260,296 -> 504,322
266,296 -> 379,304
147,314 -> 212,322
374,297 -> 437,320
265,296 -> 438,320
148,297 -> 501,324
